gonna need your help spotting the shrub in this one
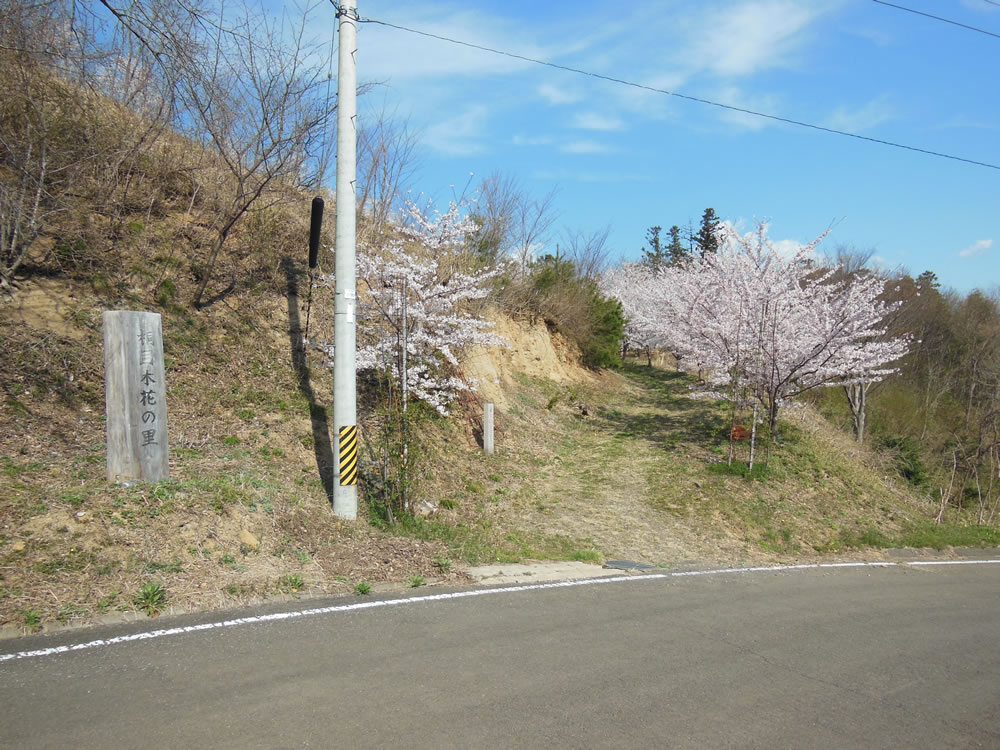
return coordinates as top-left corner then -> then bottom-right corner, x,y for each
877,435 -> 929,488
515,254 -> 624,369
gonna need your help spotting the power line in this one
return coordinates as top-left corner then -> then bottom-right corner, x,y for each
355,13 -> 1000,172
871,0 -> 1000,40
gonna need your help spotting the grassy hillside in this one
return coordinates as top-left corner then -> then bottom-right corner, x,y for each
3,229 -> 997,636
1,104 -> 995,635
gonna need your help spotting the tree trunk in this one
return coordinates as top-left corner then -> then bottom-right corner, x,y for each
844,382 -> 867,443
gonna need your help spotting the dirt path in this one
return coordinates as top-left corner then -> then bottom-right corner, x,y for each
500,367 -> 751,566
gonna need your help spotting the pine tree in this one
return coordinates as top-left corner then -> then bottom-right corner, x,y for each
695,208 -> 720,257
640,225 -> 667,269
667,225 -> 686,265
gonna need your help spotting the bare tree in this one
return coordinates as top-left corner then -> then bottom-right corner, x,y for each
357,109 -> 419,238
467,172 -> 558,268
100,0 -> 335,307
0,0 -> 106,290
563,225 -> 612,281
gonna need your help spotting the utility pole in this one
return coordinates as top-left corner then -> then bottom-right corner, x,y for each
333,0 -> 358,519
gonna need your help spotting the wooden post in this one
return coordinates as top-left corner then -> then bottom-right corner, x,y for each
484,402 -> 494,456
103,311 -> 169,483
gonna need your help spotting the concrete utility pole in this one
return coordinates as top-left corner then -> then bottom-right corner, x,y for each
333,0 -> 358,519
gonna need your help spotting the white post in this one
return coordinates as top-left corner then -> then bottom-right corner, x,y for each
333,0 -> 359,519
484,402 -> 494,456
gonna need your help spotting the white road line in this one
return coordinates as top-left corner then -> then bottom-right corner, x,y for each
909,559 -> 1000,566
2,559 -> 997,664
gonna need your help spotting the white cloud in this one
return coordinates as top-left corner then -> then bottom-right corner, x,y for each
359,7 -> 543,82
532,169 -> 653,184
826,96 -> 893,132
958,239 -> 993,259
712,86 -> 783,131
684,1 -> 837,77
512,134 -> 553,147
572,112 -> 625,131
538,82 -> 582,105
560,139 -> 612,155
772,238 -> 807,258
423,106 -> 490,155
961,0 -> 1000,12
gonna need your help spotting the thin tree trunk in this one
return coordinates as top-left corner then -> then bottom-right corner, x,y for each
936,448 -> 959,524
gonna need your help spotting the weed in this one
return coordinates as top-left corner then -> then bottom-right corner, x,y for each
277,573 -> 305,593
56,604 -> 89,623
61,491 -> 87,508
222,435 -> 242,446
236,408 -> 256,422
97,591 -> 119,612
295,549 -> 311,565
219,553 -> 237,566
96,560 -> 121,577
433,556 -> 452,573
23,609 -> 42,630
407,575 -> 427,588
354,582 -> 371,595
134,582 -> 167,616
156,279 -> 177,306
439,498 -> 458,510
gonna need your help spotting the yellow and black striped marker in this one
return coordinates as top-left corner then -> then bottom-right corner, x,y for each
338,425 -> 358,486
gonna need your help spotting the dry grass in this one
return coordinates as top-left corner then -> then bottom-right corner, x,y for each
388,359 -> 944,570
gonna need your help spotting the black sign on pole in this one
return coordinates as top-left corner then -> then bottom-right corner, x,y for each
309,196 -> 324,269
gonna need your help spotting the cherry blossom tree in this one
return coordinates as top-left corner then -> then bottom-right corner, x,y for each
318,200 -> 504,416
316,200 -> 503,518
605,222 -> 910,463
601,261 -> 663,364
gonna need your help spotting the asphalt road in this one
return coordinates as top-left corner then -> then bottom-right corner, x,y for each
2,561 -> 999,749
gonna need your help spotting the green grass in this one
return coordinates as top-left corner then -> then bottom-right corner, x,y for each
826,521 -> 1000,551
353,582 -> 371,595
23,609 -> 42,630
706,461 -> 776,481
144,559 -> 183,574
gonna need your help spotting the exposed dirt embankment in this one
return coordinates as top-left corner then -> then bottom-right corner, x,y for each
462,313 -> 596,409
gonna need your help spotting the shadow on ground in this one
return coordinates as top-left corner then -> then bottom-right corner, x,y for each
593,362 -> 728,451
282,258 -> 335,502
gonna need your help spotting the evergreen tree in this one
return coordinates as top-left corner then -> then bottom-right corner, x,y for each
916,270 -> 940,291
640,225 -> 667,269
695,208 -> 721,257
667,225 -> 686,265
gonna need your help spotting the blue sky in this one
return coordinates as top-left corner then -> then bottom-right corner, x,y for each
337,0 -> 998,293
